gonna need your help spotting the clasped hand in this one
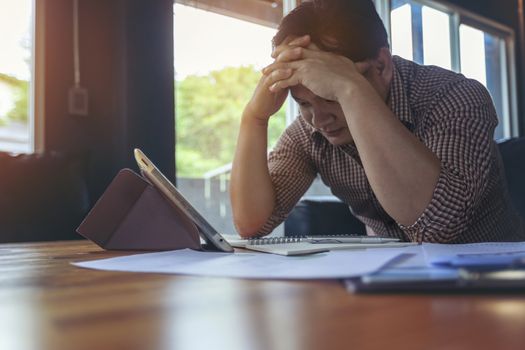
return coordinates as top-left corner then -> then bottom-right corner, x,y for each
264,35 -> 371,102
244,35 -> 372,123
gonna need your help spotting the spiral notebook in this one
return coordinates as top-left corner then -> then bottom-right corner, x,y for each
225,235 -> 416,256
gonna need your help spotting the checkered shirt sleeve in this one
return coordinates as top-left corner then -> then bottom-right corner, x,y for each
398,79 -> 498,242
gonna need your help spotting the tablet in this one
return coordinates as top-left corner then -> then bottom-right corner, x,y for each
134,148 -> 234,252
345,268 -> 525,293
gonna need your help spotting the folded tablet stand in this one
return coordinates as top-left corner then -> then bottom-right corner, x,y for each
77,169 -> 202,250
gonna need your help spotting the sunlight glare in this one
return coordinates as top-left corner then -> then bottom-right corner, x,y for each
422,6 -> 451,69
174,4 -> 277,80
0,0 -> 32,80
460,24 -> 487,86
391,4 -> 413,61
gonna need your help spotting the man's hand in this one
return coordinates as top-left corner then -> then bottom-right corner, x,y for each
243,68 -> 291,124
245,37 -> 310,123
263,35 -> 372,103
243,36 -> 315,123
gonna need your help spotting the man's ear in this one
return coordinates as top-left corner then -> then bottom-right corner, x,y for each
374,47 -> 393,85
365,47 -> 393,102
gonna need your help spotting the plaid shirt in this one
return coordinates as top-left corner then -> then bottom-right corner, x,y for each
258,56 -> 525,243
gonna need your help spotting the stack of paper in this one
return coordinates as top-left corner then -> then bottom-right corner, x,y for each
344,242 -> 525,292
73,242 -> 525,286
73,248 -> 402,280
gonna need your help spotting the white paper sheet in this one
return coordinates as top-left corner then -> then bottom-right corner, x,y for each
341,242 -> 525,293
366,245 -> 427,268
72,248 -> 402,280
363,242 -> 525,269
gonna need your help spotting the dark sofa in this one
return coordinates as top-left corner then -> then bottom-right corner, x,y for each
0,152 -> 90,243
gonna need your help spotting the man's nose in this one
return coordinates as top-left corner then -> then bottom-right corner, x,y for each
311,109 -> 334,129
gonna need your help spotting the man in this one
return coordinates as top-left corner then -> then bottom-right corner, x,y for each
230,0 -> 525,243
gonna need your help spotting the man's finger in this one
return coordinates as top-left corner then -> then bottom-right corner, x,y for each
305,41 -> 321,51
272,34 -> 311,58
264,68 -> 293,88
276,47 -> 303,63
274,46 -> 329,63
288,34 -> 310,47
355,61 -> 372,74
262,61 -> 300,76
262,61 -> 289,75
269,75 -> 301,92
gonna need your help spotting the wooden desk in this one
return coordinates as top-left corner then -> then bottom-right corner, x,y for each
1,240 -> 524,350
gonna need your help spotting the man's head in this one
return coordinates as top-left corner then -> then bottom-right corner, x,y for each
272,0 -> 392,145
272,0 -> 389,62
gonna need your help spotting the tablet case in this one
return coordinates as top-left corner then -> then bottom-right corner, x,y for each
77,169 -> 202,251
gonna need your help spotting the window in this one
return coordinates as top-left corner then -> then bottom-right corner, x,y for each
388,0 -> 517,140
174,1 -> 286,235
0,0 -> 34,153
173,0 -> 519,236
391,0 -> 452,68
459,23 -> 510,139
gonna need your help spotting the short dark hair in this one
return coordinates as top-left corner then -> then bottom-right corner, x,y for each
273,0 -> 389,62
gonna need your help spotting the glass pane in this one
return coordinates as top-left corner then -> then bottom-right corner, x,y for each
422,6 -> 451,69
391,1 -> 452,69
174,3 -> 285,235
484,34 -> 505,139
0,0 -> 32,153
460,24 -> 506,139
391,2 -> 413,60
460,25 -> 487,85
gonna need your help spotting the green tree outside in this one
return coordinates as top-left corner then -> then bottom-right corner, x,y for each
175,65 -> 287,178
0,73 -> 29,126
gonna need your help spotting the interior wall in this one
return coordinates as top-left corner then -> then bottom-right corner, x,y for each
43,0 -> 175,201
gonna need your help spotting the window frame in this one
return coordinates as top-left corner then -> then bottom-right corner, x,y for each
0,0 -> 40,154
173,1 -> 519,137
376,0 -> 518,138
33,0 -> 45,153
173,0 -> 298,236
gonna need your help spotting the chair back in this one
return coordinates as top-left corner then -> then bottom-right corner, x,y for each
0,152 -> 90,243
498,138 -> 525,219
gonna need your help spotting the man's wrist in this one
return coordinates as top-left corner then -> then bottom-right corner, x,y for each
336,77 -> 380,114
334,79 -> 359,106
242,107 -> 270,127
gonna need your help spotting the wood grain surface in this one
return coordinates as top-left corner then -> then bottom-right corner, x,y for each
1,240 -> 524,350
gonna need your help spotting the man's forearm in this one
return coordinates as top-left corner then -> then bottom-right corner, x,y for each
339,84 -> 441,226
230,112 -> 276,237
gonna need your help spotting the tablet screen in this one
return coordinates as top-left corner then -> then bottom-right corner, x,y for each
134,149 -> 234,252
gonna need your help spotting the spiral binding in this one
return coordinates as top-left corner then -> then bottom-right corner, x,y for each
247,234 -> 365,245
247,236 -> 307,245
